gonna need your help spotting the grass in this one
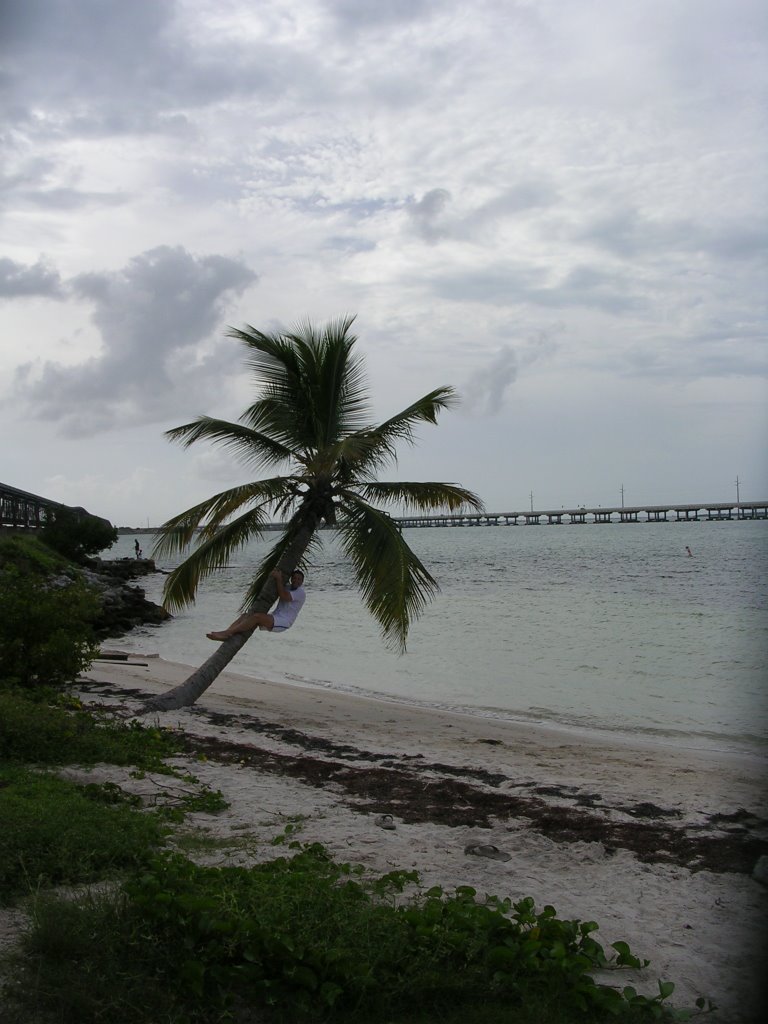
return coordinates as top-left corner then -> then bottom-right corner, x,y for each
0,767 -> 168,901
0,687 -> 182,767
0,533 -> 73,576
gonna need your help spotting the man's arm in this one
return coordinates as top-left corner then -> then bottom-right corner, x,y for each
270,568 -> 293,602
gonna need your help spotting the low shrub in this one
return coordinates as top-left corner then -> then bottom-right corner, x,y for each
40,506 -> 118,562
5,843 -> 683,1023
0,565 -> 99,687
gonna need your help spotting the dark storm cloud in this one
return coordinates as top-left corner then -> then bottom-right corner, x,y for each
461,346 -> 519,415
0,0 -> 170,113
0,257 -> 64,298
16,246 -> 257,436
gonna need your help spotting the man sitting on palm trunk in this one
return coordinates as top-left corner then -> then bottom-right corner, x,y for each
206,569 -> 306,639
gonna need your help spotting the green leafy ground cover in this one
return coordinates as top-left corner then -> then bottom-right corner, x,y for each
0,686 -> 704,1024
11,843 -> 688,1024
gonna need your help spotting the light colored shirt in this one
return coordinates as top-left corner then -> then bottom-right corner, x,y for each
271,584 -> 306,629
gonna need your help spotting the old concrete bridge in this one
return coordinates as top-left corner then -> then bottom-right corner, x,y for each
397,501 -> 768,528
0,482 -> 111,532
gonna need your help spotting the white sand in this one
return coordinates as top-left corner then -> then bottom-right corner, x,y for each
31,657 -> 768,1020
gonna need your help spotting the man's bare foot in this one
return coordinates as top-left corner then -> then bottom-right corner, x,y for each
206,631 -> 230,641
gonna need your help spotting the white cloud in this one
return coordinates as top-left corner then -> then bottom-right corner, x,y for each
14,246 -> 257,436
0,0 -> 765,521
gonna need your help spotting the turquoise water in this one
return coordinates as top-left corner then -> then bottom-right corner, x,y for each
107,521 -> 768,754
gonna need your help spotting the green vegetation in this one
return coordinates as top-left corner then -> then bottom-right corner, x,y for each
0,567 -> 100,687
0,533 -> 74,575
40,505 -> 118,562
0,767 -> 168,900
0,687 -> 187,904
3,841 -> 695,1024
0,536 -> 103,688
0,688 -> 180,766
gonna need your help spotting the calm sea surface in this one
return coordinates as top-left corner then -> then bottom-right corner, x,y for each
106,521 -> 768,755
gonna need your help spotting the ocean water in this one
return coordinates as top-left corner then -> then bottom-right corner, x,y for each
107,521 -> 768,755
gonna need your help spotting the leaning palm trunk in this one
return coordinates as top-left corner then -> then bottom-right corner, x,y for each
145,316 -> 482,712
147,523 -> 316,711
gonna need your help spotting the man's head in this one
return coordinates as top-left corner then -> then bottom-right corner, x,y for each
289,569 -> 305,589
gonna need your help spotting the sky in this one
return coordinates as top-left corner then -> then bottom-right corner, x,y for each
1,0 -> 766,527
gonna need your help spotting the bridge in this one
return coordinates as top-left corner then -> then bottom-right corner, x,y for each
397,501 -> 768,528
0,482 -> 110,532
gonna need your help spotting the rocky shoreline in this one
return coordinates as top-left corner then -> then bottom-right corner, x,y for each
86,557 -> 171,639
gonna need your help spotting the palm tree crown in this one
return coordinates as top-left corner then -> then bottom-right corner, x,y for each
149,316 -> 481,709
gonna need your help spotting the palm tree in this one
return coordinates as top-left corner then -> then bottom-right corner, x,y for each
148,316 -> 482,710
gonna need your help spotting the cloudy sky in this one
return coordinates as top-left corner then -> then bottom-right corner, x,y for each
1,0 -> 766,526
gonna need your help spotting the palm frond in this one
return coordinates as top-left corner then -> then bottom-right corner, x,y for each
351,481 -> 484,514
233,316 -> 370,452
306,432 -> 386,481
160,507 -> 272,611
305,315 -> 370,444
151,479 -> 300,560
374,386 -> 458,441
336,494 -> 439,652
342,387 -> 459,477
165,416 -> 299,471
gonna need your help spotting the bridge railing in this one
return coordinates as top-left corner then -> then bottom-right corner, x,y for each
396,501 -> 768,528
0,482 -> 90,531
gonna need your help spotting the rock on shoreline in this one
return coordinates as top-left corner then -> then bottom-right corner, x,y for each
85,558 -> 171,639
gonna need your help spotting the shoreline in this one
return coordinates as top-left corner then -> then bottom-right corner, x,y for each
106,633 -> 768,761
94,654 -> 768,809
76,656 -> 768,1022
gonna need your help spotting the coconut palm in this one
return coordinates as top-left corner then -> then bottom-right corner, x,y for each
148,316 -> 482,710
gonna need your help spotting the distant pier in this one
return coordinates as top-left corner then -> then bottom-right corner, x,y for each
396,501 -> 768,528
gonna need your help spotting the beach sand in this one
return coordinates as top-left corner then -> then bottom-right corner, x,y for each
45,657 -> 768,1020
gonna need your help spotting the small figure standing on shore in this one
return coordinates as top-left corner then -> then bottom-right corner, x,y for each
206,569 -> 306,640
134,539 -> 142,559
686,546 -> 693,557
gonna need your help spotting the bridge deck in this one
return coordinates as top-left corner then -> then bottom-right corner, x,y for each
397,501 -> 768,527
0,482 -> 101,531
